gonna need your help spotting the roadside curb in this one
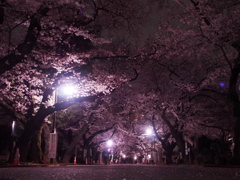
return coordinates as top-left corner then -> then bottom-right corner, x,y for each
1,163 -> 240,168
0,163 -> 69,168
0,163 -> 104,168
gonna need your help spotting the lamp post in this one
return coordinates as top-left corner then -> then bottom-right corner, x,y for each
49,88 -> 58,164
52,84 -> 78,132
49,83 -> 78,163
107,140 -> 114,163
145,128 -> 155,149
53,88 -> 58,133
144,127 -> 156,164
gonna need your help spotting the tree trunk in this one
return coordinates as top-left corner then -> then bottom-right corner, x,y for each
18,112 -> 46,162
227,62 -> 240,164
41,123 -> 50,163
165,151 -> 173,165
62,124 -> 88,163
18,120 -> 37,162
228,42 -> 240,164
17,92 -> 100,163
233,117 -> 240,163
159,113 -> 187,163
29,128 -> 43,163
175,134 -> 187,162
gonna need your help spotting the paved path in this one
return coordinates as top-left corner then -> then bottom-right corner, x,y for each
0,164 -> 240,180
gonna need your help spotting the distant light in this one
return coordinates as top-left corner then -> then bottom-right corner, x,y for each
107,140 -> 113,147
148,154 -> 151,159
134,156 -> 137,160
219,82 -> 225,87
122,154 -> 126,159
146,128 -> 153,135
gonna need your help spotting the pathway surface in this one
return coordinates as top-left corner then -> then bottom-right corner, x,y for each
0,164 -> 240,180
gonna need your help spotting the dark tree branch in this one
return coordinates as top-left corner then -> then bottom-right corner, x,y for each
228,65 -> 240,116
217,45 -> 233,70
0,101 -> 26,125
0,6 -> 49,75
189,94 -> 218,103
151,115 -> 163,144
199,123 -> 227,131
92,128 -> 116,147
84,123 -> 116,146
189,0 -> 210,26
161,108 -> 176,135
129,68 -> 139,82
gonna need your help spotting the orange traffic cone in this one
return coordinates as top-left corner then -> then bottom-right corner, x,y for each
73,156 -> 77,165
12,148 -> 20,165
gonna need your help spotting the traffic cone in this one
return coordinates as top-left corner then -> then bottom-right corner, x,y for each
73,156 -> 77,165
12,148 -> 20,165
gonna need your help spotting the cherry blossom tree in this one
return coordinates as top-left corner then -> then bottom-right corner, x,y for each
55,99 -> 117,163
0,0 -> 154,162
164,0 -> 240,163
111,5 -> 234,162
129,0 -> 238,164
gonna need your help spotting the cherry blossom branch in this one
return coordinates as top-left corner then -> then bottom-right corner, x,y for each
199,123 -> 228,131
93,128 -> 116,147
0,6 -> 49,75
151,115 -> 163,143
189,0 -> 210,26
86,124 -> 116,147
0,101 -> 26,125
216,45 -> 233,70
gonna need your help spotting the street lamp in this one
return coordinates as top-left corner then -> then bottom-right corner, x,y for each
134,155 -> 137,164
106,140 -> 114,163
144,127 -> 156,164
58,83 -> 78,98
146,128 -> 153,136
53,83 -> 78,131
49,83 -> 78,163
107,139 -> 113,147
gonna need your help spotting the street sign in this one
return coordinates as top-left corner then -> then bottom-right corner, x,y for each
49,133 -> 57,158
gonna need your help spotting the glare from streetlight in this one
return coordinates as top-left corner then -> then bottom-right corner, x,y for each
107,139 -> 113,147
146,128 -> 153,135
59,84 -> 78,97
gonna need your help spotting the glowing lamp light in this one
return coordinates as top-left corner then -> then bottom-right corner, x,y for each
134,156 -> 137,160
122,154 -> 126,159
146,128 -> 153,135
62,85 -> 78,95
107,139 -> 113,147
59,84 -> 78,97
148,154 -> 151,159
